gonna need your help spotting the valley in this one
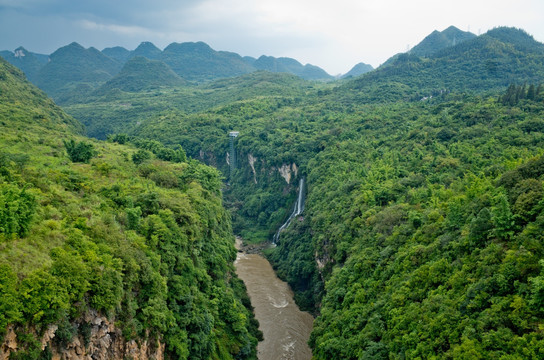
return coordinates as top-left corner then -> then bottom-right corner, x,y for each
2,25 -> 544,359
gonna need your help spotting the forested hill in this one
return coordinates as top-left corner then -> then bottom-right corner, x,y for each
409,25 -> 476,57
1,40 -> 333,104
0,57 -> 261,359
4,25 -> 544,360
96,56 -> 186,93
74,28 -> 544,359
341,27 -> 544,102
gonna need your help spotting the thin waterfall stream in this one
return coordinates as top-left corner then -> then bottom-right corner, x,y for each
273,178 -> 305,244
234,177 -> 313,359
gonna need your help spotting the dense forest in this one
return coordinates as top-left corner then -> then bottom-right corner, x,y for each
3,25 -> 544,359
0,57 -> 261,359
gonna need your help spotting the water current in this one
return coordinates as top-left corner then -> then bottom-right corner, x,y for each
234,239 -> 314,360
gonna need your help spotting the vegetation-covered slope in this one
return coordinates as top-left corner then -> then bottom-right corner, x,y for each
341,62 -> 374,78
343,27 -> 544,101
0,47 -> 48,82
409,25 -> 476,57
5,25 -> 544,360
303,95 -> 544,358
0,57 -> 260,359
34,42 -> 123,104
96,56 -> 186,93
63,71 -> 319,139
104,62 -> 544,360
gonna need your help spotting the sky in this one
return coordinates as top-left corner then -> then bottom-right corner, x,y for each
1,0 -> 543,75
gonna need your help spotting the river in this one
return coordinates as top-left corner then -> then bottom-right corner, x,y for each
234,239 -> 314,360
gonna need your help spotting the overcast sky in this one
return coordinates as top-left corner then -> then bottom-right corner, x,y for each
1,0 -> 543,75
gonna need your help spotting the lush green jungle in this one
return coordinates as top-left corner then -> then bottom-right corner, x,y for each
3,26 -> 544,359
0,57 -> 261,359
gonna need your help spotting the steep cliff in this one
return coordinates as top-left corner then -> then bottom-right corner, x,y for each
1,311 -> 164,360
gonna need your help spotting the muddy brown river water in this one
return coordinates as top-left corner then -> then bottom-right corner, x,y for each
234,243 -> 314,360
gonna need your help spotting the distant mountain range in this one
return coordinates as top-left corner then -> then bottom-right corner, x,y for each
2,26 -> 544,105
1,40 -> 335,103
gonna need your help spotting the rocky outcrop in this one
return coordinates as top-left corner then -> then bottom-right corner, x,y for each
278,163 -> 298,184
1,325 -> 17,360
0,311 -> 164,360
248,154 -> 257,184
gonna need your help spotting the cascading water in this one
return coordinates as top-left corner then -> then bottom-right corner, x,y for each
273,178 -> 305,244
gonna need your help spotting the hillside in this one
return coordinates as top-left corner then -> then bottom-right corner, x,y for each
131,41 -> 162,60
98,28 -> 544,359
160,41 -> 255,81
63,70 -> 317,139
34,42 -> 122,103
410,25 -> 476,57
342,27 -> 544,101
96,56 -> 186,93
0,47 -> 48,82
250,55 -> 333,80
342,62 -> 374,78
0,57 -> 260,359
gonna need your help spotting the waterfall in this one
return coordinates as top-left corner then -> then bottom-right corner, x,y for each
273,178 -> 305,244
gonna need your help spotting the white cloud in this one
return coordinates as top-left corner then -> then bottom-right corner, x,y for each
78,20 -> 155,37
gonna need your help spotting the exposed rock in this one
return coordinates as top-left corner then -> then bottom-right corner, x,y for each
278,163 -> 299,184
279,164 -> 291,184
248,154 -> 257,184
41,324 -> 58,350
0,325 -> 17,360
1,311 -> 164,360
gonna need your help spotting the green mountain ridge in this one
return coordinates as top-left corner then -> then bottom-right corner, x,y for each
341,62 -> 374,78
1,40 -> 334,101
0,47 -> 49,82
131,41 -> 162,60
342,27 -> 544,102
410,25 -> 476,57
250,55 -> 333,80
34,42 -> 123,103
95,56 -> 186,94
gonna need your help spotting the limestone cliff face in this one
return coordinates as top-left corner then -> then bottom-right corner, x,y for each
277,163 -> 298,184
1,311 -> 164,360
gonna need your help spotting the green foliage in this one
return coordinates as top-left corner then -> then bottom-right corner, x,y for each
5,25 -> 544,360
0,58 -> 259,359
0,184 -> 35,238
0,264 -> 22,329
63,139 -> 95,163
96,56 -> 185,94
131,149 -> 151,164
